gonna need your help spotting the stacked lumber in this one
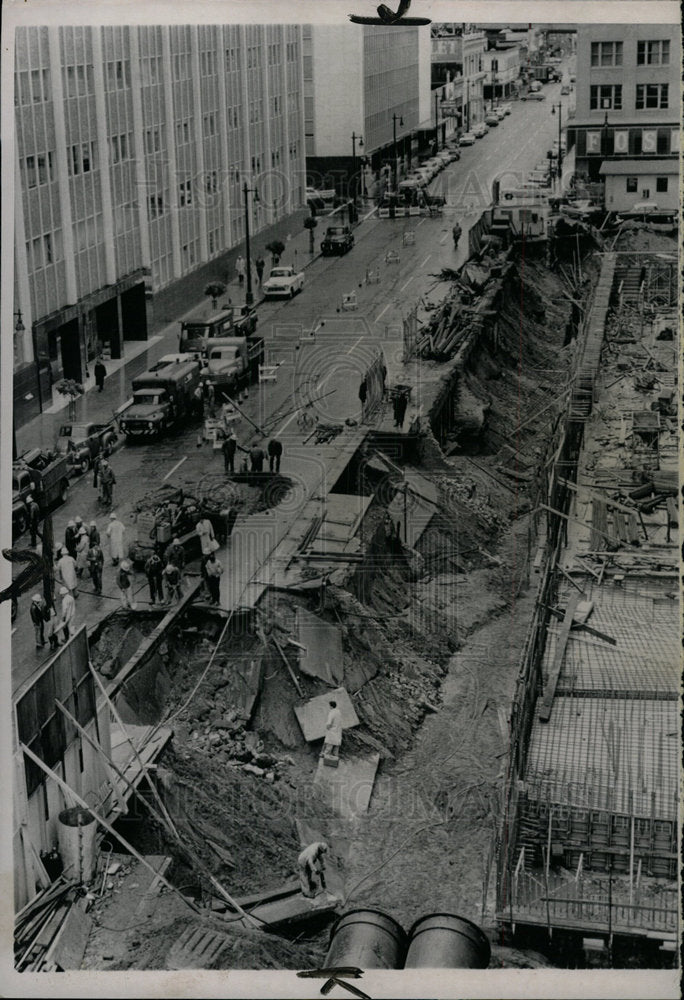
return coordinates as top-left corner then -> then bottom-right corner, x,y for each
14,877 -> 80,971
418,294 -> 471,361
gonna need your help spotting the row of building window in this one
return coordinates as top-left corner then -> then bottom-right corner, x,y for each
173,52 -> 191,80
199,50 -> 218,77
69,141 -> 97,175
15,68 -> 51,105
590,39 -> 670,67
589,83 -> 669,111
22,151 -> 54,188
26,231 -> 62,271
625,175 -> 669,193
140,55 -> 162,87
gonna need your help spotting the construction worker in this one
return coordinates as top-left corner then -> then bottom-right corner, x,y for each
165,537 -> 185,577
144,550 -> 164,605
267,438 -> 283,473
204,552 -> 223,606
56,548 -> 78,598
29,594 -> 48,648
117,560 -> 136,609
99,460 -> 116,506
106,511 -> 126,566
297,841 -> 328,898
27,495 -> 41,548
249,445 -> 265,473
222,430 -> 238,473
88,519 -> 101,547
64,519 -> 78,559
322,700 -> 343,760
59,586 -> 76,642
162,560 -> 183,605
87,539 -> 104,596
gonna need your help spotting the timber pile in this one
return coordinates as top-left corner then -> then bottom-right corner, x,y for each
416,294 -> 472,361
14,877 -> 83,971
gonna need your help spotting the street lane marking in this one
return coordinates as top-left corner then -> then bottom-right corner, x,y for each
421,254 -> 431,268
439,232 -> 449,244
400,275 -> 414,292
163,456 -> 187,481
347,335 -> 364,355
375,303 -> 391,323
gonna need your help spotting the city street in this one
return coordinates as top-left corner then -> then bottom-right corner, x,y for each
11,84 -> 570,691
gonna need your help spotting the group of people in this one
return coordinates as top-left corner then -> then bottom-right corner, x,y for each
235,254 -> 266,288
220,431 -> 283,475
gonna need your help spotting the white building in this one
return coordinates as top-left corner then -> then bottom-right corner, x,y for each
304,23 -> 431,195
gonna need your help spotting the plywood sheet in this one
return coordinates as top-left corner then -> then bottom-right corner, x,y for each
295,608 -> 344,686
293,686 -> 359,742
314,753 -> 380,819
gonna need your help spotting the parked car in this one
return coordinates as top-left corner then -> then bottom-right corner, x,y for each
472,122 -> 489,137
436,150 -> 452,165
262,265 -> 305,298
423,192 -> 446,207
501,103 -> 512,115
320,225 -> 355,256
54,421 -> 118,474
560,85 -> 571,96
527,91 -> 546,101
527,172 -> 552,188
484,113 -> 500,126
493,107 -> 507,120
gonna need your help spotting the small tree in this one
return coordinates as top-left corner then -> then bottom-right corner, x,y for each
54,378 -> 84,420
204,281 -> 226,309
265,239 -> 285,266
303,216 -> 318,255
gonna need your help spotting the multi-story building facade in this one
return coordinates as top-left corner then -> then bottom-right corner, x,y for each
482,45 -> 521,106
13,24 -> 306,428
431,24 -> 486,132
303,24 -> 430,194
567,23 -> 680,205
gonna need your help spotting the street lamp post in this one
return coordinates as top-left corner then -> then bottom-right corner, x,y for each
242,181 -> 259,307
551,101 -> 563,179
490,67 -> 497,111
392,112 -> 403,192
466,78 -> 470,132
351,131 -> 364,204
434,91 -> 440,152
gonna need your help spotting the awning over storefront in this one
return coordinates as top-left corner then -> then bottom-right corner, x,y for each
598,159 -> 678,176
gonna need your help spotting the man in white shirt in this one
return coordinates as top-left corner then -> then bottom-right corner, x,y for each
322,700 -> 343,760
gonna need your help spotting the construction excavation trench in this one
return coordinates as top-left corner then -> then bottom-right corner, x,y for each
29,228 -> 675,974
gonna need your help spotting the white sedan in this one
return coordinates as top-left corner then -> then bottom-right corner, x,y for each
459,132 -> 477,145
262,266 -> 305,299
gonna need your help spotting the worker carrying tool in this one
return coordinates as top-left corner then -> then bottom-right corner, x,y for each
298,841 -> 328,898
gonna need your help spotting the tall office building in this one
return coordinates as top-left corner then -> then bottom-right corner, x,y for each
13,24 -> 306,427
567,23 -> 680,209
303,24 -> 431,193
431,25 -> 487,133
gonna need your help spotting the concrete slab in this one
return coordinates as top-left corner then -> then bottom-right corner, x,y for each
293,686 -> 359,742
313,752 -> 380,819
295,607 -> 344,686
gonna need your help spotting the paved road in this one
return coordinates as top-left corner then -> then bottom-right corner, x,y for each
11,84 -> 567,691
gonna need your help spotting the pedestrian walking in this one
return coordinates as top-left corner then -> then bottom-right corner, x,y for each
358,377 -> 368,408
192,384 -> 204,422
222,430 -> 238,473
393,392 -> 408,429
144,551 -> 164,605
223,505 -> 239,539
297,842 -> 328,899
92,453 -> 101,490
196,515 -> 217,557
59,586 -> 76,642
88,520 -> 100,547
162,560 -> 183,605
249,445 -> 265,473
322,699 -> 343,760
235,254 -> 245,286
56,549 -> 78,598
46,605 -> 62,650
30,594 -> 48,648
106,511 -> 126,566
99,460 -> 116,506
75,527 -> 89,578
87,541 -> 104,595
64,520 -> 78,559
27,495 -> 41,548
267,438 -> 283,473
255,256 -> 265,285
380,359 -> 388,398
165,537 -> 185,576
117,560 -> 136,609
204,552 -> 223,605
94,357 -> 107,392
